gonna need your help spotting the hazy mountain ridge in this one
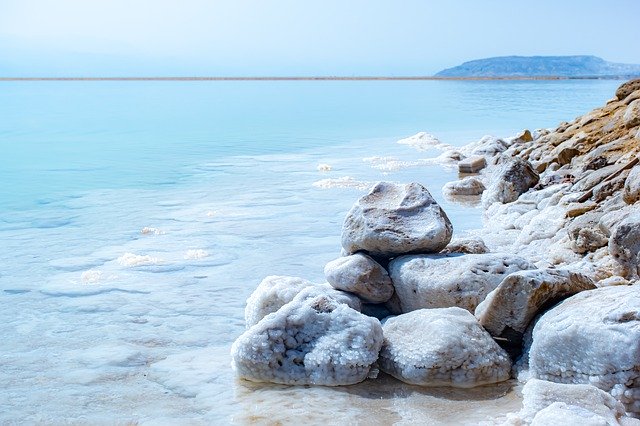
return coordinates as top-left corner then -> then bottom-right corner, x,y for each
436,55 -> 640,77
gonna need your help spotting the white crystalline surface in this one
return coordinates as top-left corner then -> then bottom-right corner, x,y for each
379,308 -> 511,388
389,253 -> 533,312
231,293 -> 383,386
528,286 -> 640,416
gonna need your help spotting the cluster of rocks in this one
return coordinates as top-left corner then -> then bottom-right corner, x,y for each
231,79 -> 640,422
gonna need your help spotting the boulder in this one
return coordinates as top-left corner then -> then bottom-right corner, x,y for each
388,253 -> 533,313
471,135 -> 509,157
458,155 -> 487,173
528,286 -> 640,416
609,213 -> 640,279
324,253 -> 394,303
624,165 -> 640,204
442,176 -> 486,197
379,308 -> 511,388
341,182 -> 453,257
567,211 -> 609,254
624,99 -> 640,129
482,158 -> 539,206
440,237 -> 489,254
514,129 -> 534,143
616,78 -> 640,101
231,292 -> 383,386
509,379 -> 630,425
245,276 -> 360,328
475,269 -> 596,358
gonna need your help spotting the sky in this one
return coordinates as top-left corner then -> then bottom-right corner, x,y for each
1,0 -> 640,76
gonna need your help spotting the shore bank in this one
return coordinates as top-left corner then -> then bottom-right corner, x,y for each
232,79 -> 640,424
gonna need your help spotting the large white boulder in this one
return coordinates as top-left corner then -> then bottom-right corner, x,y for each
609,213 -> 640,279
379,308 -> 511,387
244,276 -> 360,328
324,253 -> 394,303
231,292 -> 383,386
507,379 -> 631,425
528,286 -> 640,416
388,253 -> 533,313
476,269 -> 595,357
341,182 -> 453,258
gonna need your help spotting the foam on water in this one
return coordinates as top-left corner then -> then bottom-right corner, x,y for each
0,79 -> 622,423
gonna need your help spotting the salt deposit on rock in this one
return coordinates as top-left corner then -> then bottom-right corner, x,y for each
471,135 -> 509,157
458,155 -> 487,173
505,379 -> 630,425
244,276 -> 361,328
396,132 -> 449,151
528,286 -> 640,416
231,293 -> 383,386
324,253 -> 394,303
341,182 -> 452,258
388,253 -> 532,313
624,165 -> 640,204
440,237 -> 489,254
379,308 -> 511,388
567,211 -> 609,254
475,269 -> 595,357
442,176 -> 486,197
608,213 -> 640,279
482,158 -> 539,206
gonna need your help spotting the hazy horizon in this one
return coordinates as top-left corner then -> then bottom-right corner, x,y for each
1,0 -> 640,77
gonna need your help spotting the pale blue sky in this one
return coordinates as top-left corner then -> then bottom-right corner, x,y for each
1,0 -> 639,76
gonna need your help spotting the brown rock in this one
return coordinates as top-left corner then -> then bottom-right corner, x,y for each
458,156 -> 487,173
615,78 -> 640,101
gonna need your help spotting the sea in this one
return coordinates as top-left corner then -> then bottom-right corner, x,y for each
0,79 -> 621,424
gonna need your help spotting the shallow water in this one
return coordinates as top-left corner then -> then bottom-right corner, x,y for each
0,79 -> 621,423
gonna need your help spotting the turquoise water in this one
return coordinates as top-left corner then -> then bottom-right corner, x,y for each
0,80 -> 621,423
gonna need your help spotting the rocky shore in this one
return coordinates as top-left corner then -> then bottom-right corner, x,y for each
231,79 -> 640,424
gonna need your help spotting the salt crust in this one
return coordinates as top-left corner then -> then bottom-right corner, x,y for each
389,253 -> 533,313
324,253 -> 394,303
244,276 -> 361,328
379,308 -> 511,388
528,286 -> 640,416
231,293 -> 383,386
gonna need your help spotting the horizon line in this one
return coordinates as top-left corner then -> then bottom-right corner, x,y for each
0,75 -> 636,82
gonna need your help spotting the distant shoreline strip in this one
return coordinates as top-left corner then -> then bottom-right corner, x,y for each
0,75 -> 634,81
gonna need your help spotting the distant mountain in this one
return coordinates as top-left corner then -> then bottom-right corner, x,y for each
435,55 -> 640,78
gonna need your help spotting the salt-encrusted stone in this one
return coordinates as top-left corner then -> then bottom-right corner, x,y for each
528,286 -> 640,416
567,211 -> 609,254
388,253 -> 533,313
565,201 -> 597,218
471,135 -> 509,157
442,176 -> 486,196
623,99 -> 640,129
341,182 -> 453,257
379,308 -> 511,388
482,158 -> 539,206
324,253 -> 394,303
458,156 -> 487,173
245,276 -> 360,328
609,213 -> 640,279
508,379 -> 629,425
476,269 -> 595,358
440,237 -> 489,254
624,165 -> 640,204
231,292 -> 383,386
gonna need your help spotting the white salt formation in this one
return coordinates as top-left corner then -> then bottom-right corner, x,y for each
341,182 -> 453,258
528,286 -> 640,416
324,253 -> 394,303
231,292 -> 383,386
379,308 -> 511,388
608,213 -> 640,279
476,269 -> 595,357
440,237 -> 489,254
482,157 -> 539,206
388,253 -> 532,313
442,176 -> 486,197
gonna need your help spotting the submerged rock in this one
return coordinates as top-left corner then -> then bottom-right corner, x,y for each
341,182 -> 453,257
482,157 -> 539,206
324,253 -> 394,303
379,308 -> 511,388
528,285 -> 640,416
442,176 -> 486,197
458,155 -> 487,173
388,253 -> 533,313
609,213 -> 640,279
231,292 -> 383,386
245,276 -> 360,328
476,269 -> 595,358
508,379 -> 630,425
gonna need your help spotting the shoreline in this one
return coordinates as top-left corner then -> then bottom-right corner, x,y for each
0,75 -> 637,81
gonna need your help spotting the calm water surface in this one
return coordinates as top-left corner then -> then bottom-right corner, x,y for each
0,80 -> 620,423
